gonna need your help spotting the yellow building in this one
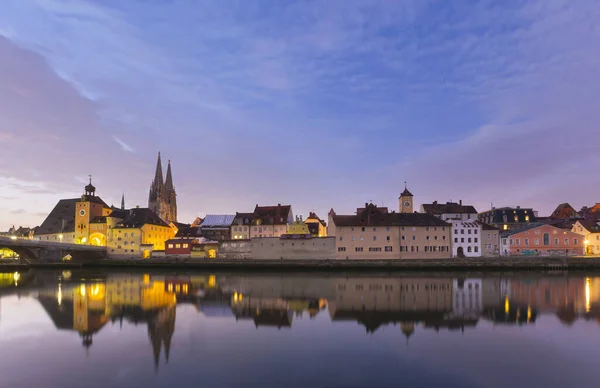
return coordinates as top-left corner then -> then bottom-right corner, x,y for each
107,207 -> 175,257
572,220 -> 600,255
304,212 -> 327,237
287,218 -> 311,235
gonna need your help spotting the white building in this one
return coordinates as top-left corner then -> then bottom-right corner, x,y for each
451,220 -> 482,257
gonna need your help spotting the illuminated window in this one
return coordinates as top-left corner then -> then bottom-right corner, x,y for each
183,244 -> 189,248
565,238 -> 569,245
535,239 -> 539,245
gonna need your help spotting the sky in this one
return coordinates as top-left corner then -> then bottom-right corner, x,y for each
1,0 -> 599,230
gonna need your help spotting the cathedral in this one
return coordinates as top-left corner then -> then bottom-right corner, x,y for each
148,152 -> 177,223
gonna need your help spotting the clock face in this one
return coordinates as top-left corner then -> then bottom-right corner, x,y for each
79,209 -> 86,217
404,201 -> 411,208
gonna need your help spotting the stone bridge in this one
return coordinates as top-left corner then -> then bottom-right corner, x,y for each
0,236 -> 106,263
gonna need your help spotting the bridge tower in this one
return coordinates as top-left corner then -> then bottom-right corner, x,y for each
75,176 -> 111,245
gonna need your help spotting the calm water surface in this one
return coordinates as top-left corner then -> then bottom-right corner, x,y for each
1,269 -> 600,388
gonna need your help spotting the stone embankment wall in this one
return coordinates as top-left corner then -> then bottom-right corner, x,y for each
219,237 -> 336,260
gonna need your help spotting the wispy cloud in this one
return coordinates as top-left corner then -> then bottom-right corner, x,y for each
113,136 -> 134,153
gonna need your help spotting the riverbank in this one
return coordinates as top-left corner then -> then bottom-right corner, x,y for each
3,257 -> 600,271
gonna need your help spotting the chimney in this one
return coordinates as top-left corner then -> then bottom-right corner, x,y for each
365,202 -> 368,208
516,206 -> 520,209
300,215 -> 303,222
278,203 -> 281,207
433,201 -> 437,206
459,200 -> 462,206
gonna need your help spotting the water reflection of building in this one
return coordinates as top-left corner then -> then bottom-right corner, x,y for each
328,277 -> 464,336
507,276 -> 600,325
452,278 -> 482,319
37,275 -> 177,368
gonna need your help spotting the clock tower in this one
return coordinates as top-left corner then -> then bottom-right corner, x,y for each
399,182 -> 414,214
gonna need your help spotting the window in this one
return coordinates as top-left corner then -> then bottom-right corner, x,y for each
535,238 -> 539,245
124,241 -> 128,246
554,238 -> 559,245
386,227 -> 390,231
373,236 -> 377,241
339,237 -> 343,241
535,230 -> 540,235
183,244 -> 189,248
468,238 -> 472,243
387,236 -> 391,241
167,244 -> 173,248
565,238 -> 569,245
543,233 -> 550,245
385,246 -> 393,252
454,229 -> 458,234
338,247 -> 346,252
468,229 -> 472,235
426,227 -> 430,231
510,239 -> 513,245
125,232 -> 128,237
515,239 -> 519,245
361,227 -> 365,232
474,246 -> 479,253
352,236 -> 356,241
461,238 -> 465,243
412,236 -> 416,240
355,247 -> 364,252
454,238 -> 458,243
369,247 -> 382,252
467,246 -> 472,252
474,229 -> 478,234
574,238 -> 578,245
434,236 -> 438,240
461,230 -> 465,234
175,244 -> 181,248
360,236 -> 364,241
525,238 -> 529,246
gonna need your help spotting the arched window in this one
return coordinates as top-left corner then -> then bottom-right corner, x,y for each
543,233 -> 550,245
467,246 -> 472,253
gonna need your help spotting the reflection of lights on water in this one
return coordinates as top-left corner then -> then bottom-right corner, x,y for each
585,277 -> 591,313
504,296 -> 510,315
208,275 -> 216,288
90,284 -> 101,297
62,271 -> 72,280
233,292 -> 243,303
13,272 -> 20,286
527,306 -> 532,322
57,284 -> 62,306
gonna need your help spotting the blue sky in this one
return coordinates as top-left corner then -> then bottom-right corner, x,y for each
1,0 -> 599,229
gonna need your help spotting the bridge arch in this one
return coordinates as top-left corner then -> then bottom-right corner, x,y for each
89,233 -> 106,247
0,244 -> 38,262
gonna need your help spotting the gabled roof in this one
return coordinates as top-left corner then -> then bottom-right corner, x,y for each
90,216 -> 107,224
35,198 -> 78,235
201,214 -> 236,228
115,208 -> 169,228
422,202 -> 478,215
575,219 -> 600,233
551,203 -> 581,219
331,203 -> 449,227
306,212 -> 326,226
400,188 -> 413,197
253,204 -> 292,225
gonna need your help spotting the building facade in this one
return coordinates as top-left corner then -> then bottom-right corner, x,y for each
148,152 -> 177,223
249,204 -> 294,238
500,223 -> 584,256
572,220 -> 600,255
107,208 -> 175,257
330,202 -> 451,259
450,220 -> 482,257
231,212 -> 253,240
481,223 -> 500,256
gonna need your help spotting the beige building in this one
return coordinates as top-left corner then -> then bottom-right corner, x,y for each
572,220 -> 600,255
231,212 -> 253,240
330,198 -> 451,259
481,223 -> 500,256
249,204 -> 294,238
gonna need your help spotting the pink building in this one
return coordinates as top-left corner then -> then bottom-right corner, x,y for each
500,223 -> 584,256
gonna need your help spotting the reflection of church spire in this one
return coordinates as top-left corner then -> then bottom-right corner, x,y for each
147,306 -> 176,371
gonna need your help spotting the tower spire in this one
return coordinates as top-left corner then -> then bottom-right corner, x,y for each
154,152 -> 164,189
121,193 -> 125,210
165,159 -> 174,191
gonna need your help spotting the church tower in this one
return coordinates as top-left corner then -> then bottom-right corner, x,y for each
148,152 -> 177,223
399,182 -> 414,214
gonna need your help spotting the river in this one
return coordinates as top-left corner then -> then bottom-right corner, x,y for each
1,269 -> 599,388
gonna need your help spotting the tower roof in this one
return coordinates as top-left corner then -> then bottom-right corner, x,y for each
400,182 -> 413,197
85,175 -> 96,194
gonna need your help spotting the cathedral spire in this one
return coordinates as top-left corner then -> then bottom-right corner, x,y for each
153,152 -> 164,190
121,193 -> 125,210
165,159 -> 174,191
